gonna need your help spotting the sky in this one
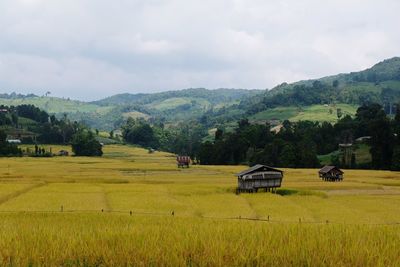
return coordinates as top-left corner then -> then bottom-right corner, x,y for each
0,0 -> 399,101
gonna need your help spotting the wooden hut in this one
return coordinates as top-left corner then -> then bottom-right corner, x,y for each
318,166 -> 343,181
236,164 -> 283,193
177,156 -> 190,168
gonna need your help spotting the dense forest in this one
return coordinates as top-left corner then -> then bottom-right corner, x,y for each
121,117 -> 206,158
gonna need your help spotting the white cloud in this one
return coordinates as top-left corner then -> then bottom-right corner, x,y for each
0,0 -> 399,100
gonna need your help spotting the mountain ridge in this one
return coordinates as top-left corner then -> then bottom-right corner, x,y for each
0,57 -> 399,130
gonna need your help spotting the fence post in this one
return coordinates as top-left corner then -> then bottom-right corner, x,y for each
172,211 -> 174,216
130,211 -> 132,216
267,215 -> 270,222
61,205 -> 63,212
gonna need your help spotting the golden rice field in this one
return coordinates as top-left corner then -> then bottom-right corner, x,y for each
0,145 -> 399,266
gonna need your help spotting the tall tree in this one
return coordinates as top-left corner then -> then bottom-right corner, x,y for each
369,116 -> 393,169
71,130 -> 103,156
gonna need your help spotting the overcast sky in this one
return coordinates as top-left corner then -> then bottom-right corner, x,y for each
0,0 -> 399,100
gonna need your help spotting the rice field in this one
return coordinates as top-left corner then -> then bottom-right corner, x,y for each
0,145 -> 399,266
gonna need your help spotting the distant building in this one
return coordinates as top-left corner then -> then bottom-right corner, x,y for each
0,109 -> 8,113
319,166 -> 343,182
6,139 -> 21,144
236,164 -> 283,193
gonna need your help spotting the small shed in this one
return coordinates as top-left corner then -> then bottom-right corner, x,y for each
177,156 -> 190,168
319,166 -> 343,181
236,164 -> 283,193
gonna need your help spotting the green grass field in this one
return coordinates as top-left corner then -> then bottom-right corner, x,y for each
0,145 -> 399,266
251,104 -> 358,123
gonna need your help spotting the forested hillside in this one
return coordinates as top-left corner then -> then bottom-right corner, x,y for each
239,57 -> 400,117
0,104 -> 83,144
0,89 -> 261,130
92,88 -> 260,106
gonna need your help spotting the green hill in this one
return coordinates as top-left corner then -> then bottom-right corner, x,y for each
0,89 -> 261,130
92,88 -> 261,106
239,57 -> 400,118
268,57 -> 400,96
87,88 -> 262,129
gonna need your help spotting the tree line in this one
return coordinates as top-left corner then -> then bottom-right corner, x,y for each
199,103 -> 400,170
121,117 -> 206,159
121,102 -> 400,170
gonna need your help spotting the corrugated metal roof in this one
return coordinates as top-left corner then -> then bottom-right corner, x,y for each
319,165 -> 343,174
237,164 -> 282,177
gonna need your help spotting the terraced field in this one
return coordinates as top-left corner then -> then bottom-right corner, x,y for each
0,145 -> 399,266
